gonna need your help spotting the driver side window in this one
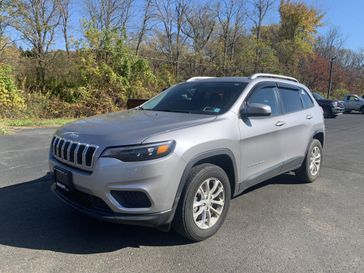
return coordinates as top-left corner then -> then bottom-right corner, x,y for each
247,86 -> 279,116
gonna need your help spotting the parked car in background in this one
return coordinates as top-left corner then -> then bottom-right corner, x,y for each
312,92 -> 345,118
343,94 -> 364,114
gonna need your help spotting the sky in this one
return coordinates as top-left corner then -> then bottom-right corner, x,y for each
10,0 -> 364,52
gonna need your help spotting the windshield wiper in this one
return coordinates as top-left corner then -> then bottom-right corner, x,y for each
153,109 -> 192,113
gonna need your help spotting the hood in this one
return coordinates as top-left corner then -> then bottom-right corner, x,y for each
55,110 -> 216,148
317,98 -> 334,103
317,98 -> 344,104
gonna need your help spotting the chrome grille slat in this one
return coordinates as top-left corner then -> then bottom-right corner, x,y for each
75,143 -> 81,164
51,136 -> 98,171
82,145 -> 89,167
67,141 -> 72,161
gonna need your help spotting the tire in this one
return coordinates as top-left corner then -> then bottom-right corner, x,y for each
296,139 -> 323,183
360,106 -> 364,114
173,163 -> 231,241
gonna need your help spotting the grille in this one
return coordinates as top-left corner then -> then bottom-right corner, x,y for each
51,136 -> 98,170
337,101 -> 345,108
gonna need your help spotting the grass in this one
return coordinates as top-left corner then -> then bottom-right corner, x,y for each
0,118 -> 75,135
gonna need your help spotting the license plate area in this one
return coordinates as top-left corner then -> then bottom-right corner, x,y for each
54,167 -> 73,192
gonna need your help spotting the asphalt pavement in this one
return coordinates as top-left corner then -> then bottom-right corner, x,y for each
0,114 -> 363,273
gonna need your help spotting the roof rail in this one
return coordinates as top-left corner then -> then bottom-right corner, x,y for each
249,73 -> 299,83
186,76 -> 215,82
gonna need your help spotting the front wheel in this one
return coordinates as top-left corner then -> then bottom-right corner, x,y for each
296,139 -> 323,183
360,106 -> 364,114
173,163 -> 231,241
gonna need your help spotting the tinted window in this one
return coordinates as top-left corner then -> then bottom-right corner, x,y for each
247,86 -> 279,115
300,89 -> 314,108
142,82 -> 247,115
279,87 -> 303,113
313,92 -> 324,100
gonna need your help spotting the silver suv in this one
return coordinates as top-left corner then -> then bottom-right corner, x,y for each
49,73 -> 325,241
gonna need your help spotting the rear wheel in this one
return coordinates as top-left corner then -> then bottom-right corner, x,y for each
173,163 -> 231,241
296,139 -> 323,183
360,106 -> 364,114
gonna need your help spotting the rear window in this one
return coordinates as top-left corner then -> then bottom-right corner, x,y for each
142,82 -> 247,115
300,89 -> 314,108
278,87 -> 303,113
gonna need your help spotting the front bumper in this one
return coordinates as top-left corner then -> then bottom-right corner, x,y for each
51,184 -> 174,227
49,152 -> 186,218
332,106 -> 345,114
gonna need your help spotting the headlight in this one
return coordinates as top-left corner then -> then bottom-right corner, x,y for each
331,101 -> 338,107
101,141 -> 175,162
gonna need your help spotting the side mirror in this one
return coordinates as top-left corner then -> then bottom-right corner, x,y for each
240,103 -> 272,117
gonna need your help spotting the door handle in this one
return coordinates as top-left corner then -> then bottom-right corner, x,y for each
275,121 -> 286,127
306,115 -> 313,120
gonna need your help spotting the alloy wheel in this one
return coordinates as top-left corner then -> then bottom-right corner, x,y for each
309,146 -> 321,176
192,177 -> 225,229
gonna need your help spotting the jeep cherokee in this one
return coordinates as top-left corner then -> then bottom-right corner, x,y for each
49,73 -> 325,241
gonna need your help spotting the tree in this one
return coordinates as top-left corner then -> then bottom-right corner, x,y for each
315,26 -> 344,60
135,0 -> 153,56
0,0 -> 14,58
182,3 -> 217,74
249,0 -> 275,41
247,0 -> 275,72
12,0 -> 62,91
276,0 -> 323,75
153,0 -> 189,79
84,0 -> 134,50
59,0 -> 71,56
216,0 -> 246,75
174,0 -> 188,79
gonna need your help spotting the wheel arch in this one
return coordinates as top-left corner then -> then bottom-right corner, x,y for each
169,149 -> 238,220
313,130 -> 324,147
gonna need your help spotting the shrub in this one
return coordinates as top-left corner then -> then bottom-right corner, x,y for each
0,65 -> 26,117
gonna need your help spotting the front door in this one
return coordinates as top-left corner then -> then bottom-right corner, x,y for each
238,83 -> 284,189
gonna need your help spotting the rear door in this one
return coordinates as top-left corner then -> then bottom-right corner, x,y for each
238,82 -> 285,187
276,84 -> 313,170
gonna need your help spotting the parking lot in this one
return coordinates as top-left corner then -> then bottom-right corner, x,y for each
0,114 -> 363,273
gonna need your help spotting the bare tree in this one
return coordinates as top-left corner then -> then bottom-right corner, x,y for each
316,26 -> 345,60
248,0 -> 275,40
154,0 -> 174,64
174,0 -> 188,79
59,0 -> 71,56
84,0 -> 134,33
217,0 -> 245,75
182,3 -> 216,74
12,0 -> 62,91
135,0 -> 153,56
247,0 -> 275,72
0,0 -> 16,58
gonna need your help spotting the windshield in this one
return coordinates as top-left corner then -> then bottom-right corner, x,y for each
141,81 -> 247,115
313,92 -> 325,100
